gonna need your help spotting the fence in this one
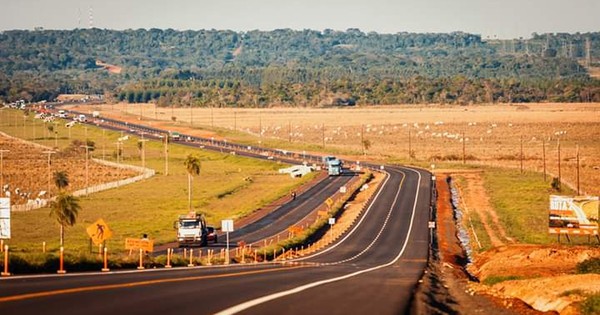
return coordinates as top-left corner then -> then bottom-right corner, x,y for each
11,159 -> 154,212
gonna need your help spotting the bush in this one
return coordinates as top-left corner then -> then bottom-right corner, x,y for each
581,293 -> 600,315
551,177 -> 561,191
576,257 -> 600,274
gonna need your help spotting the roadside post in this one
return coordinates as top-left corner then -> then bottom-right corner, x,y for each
428,220 -> 436,245
221,219 -> 234,265
57,246 -> 66,274
101,247 -> 109,272
165,248 -> 172,268
137,248 -> 144,270
188,249 -> 194,267
1,245 -> 9,276
328,218 -> 336,244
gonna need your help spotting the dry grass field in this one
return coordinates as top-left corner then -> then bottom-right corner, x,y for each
77,102 -> 600,196
0,131 -> 138,205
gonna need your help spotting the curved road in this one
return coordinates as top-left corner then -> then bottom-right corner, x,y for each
0,165 -> 432,315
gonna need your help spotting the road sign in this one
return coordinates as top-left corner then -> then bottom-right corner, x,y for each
325,198 -> 334,209
86,219 -> 113,245
328,218 -> 336,225
288,225 -> 303,234
222,219 -> 234,232
125,238 -> 154,252
428,221 -> 436,229
0,198 -> 10,239
340,186 -> 347,194
222,219 -> 234,265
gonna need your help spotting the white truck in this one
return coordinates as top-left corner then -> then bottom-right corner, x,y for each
174,212 -> 217,247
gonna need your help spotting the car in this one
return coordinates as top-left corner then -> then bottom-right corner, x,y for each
206,226 -> 218,243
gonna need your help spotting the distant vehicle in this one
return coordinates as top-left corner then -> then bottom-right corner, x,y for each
206,226 -> 218,243
169,131 -> 181,141
77,114 -> 87,122
322,156 -> 336,167
327,158 -> 343,176
57,110 -> 69,119
92,111 -> 100,118
174,212 -> 216,247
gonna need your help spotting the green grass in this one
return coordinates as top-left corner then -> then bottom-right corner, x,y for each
482,275 -> 523,285
482,168 -> 576,244
1,108 -> 315,254
451,175 -> 494,252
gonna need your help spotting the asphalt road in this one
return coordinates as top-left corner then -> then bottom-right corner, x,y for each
157,173 -> 354,255
0,165 -> 432,315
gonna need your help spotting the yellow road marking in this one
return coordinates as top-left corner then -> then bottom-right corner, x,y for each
0,266 -> 307,303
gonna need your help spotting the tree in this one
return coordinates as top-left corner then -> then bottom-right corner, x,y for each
49,192 -> 80,247
183,154 -> 201,212
53,170 -> 69,191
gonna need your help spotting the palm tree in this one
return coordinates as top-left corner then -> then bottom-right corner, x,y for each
53,170 -> 69,191
49,192 -> 81,247
183,154 -> 201,212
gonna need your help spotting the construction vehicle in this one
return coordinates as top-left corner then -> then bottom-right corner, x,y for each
174,212 -> 217,247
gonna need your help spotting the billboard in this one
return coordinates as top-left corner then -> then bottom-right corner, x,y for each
0,198 -> 10,239
549,195 -> 599,235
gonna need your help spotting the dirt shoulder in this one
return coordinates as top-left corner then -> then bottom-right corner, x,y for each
427,170 -> 600,315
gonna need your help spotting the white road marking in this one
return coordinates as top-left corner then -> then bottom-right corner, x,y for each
215,167 -> 423,315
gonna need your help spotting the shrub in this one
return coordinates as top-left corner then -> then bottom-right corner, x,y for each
581,293 -> 600,315
576,257 -> 600,274
551,177 -> 561,191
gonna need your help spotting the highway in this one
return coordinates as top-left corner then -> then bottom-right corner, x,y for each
0,165 -> 432,315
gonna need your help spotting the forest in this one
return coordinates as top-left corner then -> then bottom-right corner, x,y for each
1,28 -> 599,106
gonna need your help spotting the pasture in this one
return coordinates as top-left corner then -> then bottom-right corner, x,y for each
89,102 -> 600,195
0,108 -> 314,253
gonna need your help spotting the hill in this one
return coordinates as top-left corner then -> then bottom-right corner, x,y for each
1,29 -> 599,106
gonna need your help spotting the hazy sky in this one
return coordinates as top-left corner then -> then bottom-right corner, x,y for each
2,0 -> 599,39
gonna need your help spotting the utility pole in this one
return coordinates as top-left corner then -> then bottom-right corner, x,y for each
542,138 -> 547,182
557,138 -> 561,190
576,144 -> 580,195
462,131 -> 466,165
0,150 -> 9,197
322,123 -> 325,149
408,129 -> 412,161
140,132 -> 148,169
520,135 -> 524,174
80,145 -> 93,195
164,133 -> 169,176
102,129 -> 106,160
42,151 -> 56,195
361,124 -> 365,155
586,37 -> 591,68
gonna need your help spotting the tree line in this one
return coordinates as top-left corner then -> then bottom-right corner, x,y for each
0,28 -> 599,105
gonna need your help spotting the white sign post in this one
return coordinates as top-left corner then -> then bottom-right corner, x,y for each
0,198 -> 10,239
221,220 -> 234,265
328,218 -> 335,244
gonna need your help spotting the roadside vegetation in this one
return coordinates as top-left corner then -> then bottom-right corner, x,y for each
0,109 -> 315,258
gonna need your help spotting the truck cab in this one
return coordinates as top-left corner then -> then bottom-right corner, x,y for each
175,212 -> 215,247
327,158 -> 343,176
